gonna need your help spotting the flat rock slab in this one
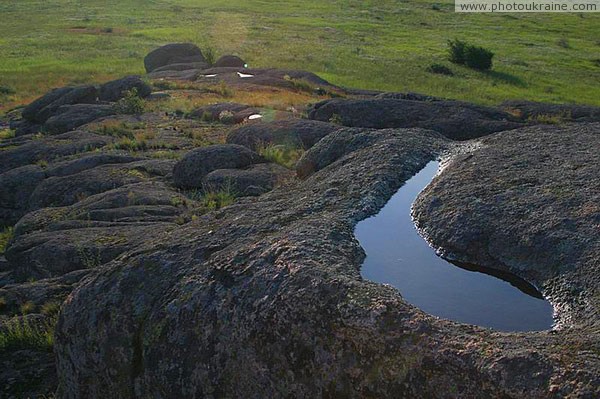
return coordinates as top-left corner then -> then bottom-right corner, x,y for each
413,122 -> 600,327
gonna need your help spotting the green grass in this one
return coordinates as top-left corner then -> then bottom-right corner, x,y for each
0,226 -> 14,255
0,316 -> 56,353
258,143 -> 304,169
0,0 -> 599,113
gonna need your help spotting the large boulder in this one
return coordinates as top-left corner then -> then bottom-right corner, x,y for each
22,85 -> 98,124
203,163 -> 293,196
98,76 -> 152,102
226,119 -> 340,151
144,43 -> 206,73
308,98 -> 523,140
214,55 -> 246,68
0,165 -> 46,226
172,144 -> 262,189
44,104 -> 116,134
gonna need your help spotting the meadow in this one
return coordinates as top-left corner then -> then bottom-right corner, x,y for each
0,0 -> 599,114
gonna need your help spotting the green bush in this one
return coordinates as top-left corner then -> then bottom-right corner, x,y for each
113,88 -> 146,115
448,39 -> 494,71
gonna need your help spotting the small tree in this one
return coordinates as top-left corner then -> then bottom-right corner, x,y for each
113,88 -> 145,115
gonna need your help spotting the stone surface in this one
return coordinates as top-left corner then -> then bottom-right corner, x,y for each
188,103 -> 258,124
22,86 -> 98,124
413,122 -> 600,327
214,55 -> 246,68
98,76 -> 152,102
144,43 -> 206,73
500,100 -> 600,122
204,163 -> 293,196
308,98 -> 524,140
172,144 -> 263,189
44,104 -> 116,134
226,119 -> 340,151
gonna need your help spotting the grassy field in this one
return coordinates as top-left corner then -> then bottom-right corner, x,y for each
0,0 -> 599,113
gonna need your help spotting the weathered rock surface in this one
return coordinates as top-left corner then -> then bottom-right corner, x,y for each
173,144 -> 263,189
204,163 -> 293,196
44,104 -> 116,134
143,43 -> 206,73
413,122 -> 600,327
151,62 -> 210,73
22,86 -> 98,124
98,76 -> 152,102
308,98 -> 524,140
226,119 -> 340,151
214,55 -> 246,68
188,103 -> 259,124
501,100 -> 600,122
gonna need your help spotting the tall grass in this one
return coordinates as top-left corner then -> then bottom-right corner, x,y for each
0,316 -> 56,352
257,143 -> 304,169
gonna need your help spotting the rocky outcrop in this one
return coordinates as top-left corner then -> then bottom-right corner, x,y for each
143,43 -> 206,73
413,122 -> 600,327
308,98 -> 524,140
226,119 -> 340,151
204,163 -> 293,196
22,86 -> 98,124
172,144 -> 263,189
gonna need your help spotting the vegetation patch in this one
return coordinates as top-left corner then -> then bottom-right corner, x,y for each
0,226 -> 14,255
257,143 -> 304,169
0,316 -> 56,353
448,39 -> 494,71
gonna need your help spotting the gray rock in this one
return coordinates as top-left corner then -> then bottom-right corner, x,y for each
500,100 -> 600,122
151,62 -> 210,73
173,144 -> 263,189
144,43 -> 206,73
24,85 -> 98,124
308,98 -> 523,140
98,76 -> 152,102
0,165 -> 46,226
226,119 -> 340,151
214,55 -> 246,68
204,163 -> 293,196
44,104 -> 116,134
188,103 -> 258,124
412,122 -> 600,327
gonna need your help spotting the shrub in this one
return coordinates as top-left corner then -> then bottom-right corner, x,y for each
113,88 -> 145,115
448,39 -> 494,71
557,37 -> 570,49
218,110 -> 235,124
448,39 -> 467,65
426,63 -> 454,76
200,185 -> 236,210
464,46 -> 494,70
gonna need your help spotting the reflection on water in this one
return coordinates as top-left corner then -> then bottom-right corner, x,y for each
356,161 -> 554,332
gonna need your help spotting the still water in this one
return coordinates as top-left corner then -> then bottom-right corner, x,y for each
356,161 -> 554,332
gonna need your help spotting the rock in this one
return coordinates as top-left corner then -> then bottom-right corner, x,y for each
204,163 -> 293,196
0,131 -> 112,174
46,154 -> 140,177
146,69 -> 202,81
296,127 -> 445,178
412,122 -> 600,327
226,119 -> 340,151
188,103 -> 258,124
151,62 -> 210,73
173,144 -> 263,189
23,85 -> 98,124
0,165 -> 46,227
27,160 -> 173,210
44,104 -> 116,134
214,55 -> 246,68
144,43 -> 206,73
308,98 -> 523,140
98,76 -> 152,102
500,100 -> 600,122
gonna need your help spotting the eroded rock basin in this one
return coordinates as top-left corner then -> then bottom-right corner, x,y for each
357,161 -> 554,332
